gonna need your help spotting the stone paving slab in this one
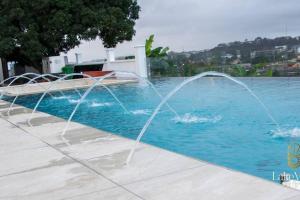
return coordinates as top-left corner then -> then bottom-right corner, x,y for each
1,99 -> 300,200
0,129 -> 45,155
0,112 -> 132,200
0,162 -> 117,200
0,146 -> 68,177
64,187 -> 142,200
59,136 -> 144,161
123,164 -> 300,200
83,145 -> 205,185
285,195 -> 300,200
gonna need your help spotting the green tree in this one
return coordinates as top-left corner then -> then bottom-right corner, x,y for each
0,0 -> 140,68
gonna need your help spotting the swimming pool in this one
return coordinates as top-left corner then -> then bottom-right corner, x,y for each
5,77 -> 300,182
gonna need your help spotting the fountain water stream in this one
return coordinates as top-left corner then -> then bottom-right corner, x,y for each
27,73 -> 129,126
7,74 -> 64,116
0,73 -> 42,86
0,77 -> 18,87
0,76 -> 39,99
125,71 -> 280,164
60,71 -> 179,140
0,73 -> 44,99
0,76 -> 42,117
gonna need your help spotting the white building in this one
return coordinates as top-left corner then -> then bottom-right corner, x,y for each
42,45 -> 148,78
275,45 -> 288,52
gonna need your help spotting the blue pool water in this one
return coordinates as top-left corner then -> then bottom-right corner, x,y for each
5,77 -> 300,182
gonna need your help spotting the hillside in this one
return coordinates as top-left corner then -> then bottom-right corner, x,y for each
150,36 -> 300,77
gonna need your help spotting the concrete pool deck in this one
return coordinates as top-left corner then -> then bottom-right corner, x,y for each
0,78 -> 136,96
0,100 -> 300,200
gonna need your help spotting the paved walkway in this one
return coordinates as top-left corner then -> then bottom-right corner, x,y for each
0,78 -> 136,96
0,100 -> 300,200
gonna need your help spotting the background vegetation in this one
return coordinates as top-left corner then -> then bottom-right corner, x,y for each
148,36 -> 300,77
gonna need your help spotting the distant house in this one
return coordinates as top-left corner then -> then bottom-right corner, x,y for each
236,50 -> 241,59
292,45 -> 300,54
231,59 -> 240,65
221,53 -> 233,59
250,50 -> 275,60
275,45 -> 288,52
287,61 -> 300,68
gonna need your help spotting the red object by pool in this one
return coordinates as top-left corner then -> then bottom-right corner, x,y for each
83,71 -> 113,77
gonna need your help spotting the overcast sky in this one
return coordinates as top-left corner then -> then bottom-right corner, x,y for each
65,0 -> 300,62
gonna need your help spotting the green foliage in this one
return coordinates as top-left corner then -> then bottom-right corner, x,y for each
0,0 -> 140,67
145,34 -> 169,57
266,69 -> 273,77
62,65 -> 74,74
232,65 -> 247,76
254,63 -> 267,69
150,47 -> 170,57
145,34 -> 154,57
